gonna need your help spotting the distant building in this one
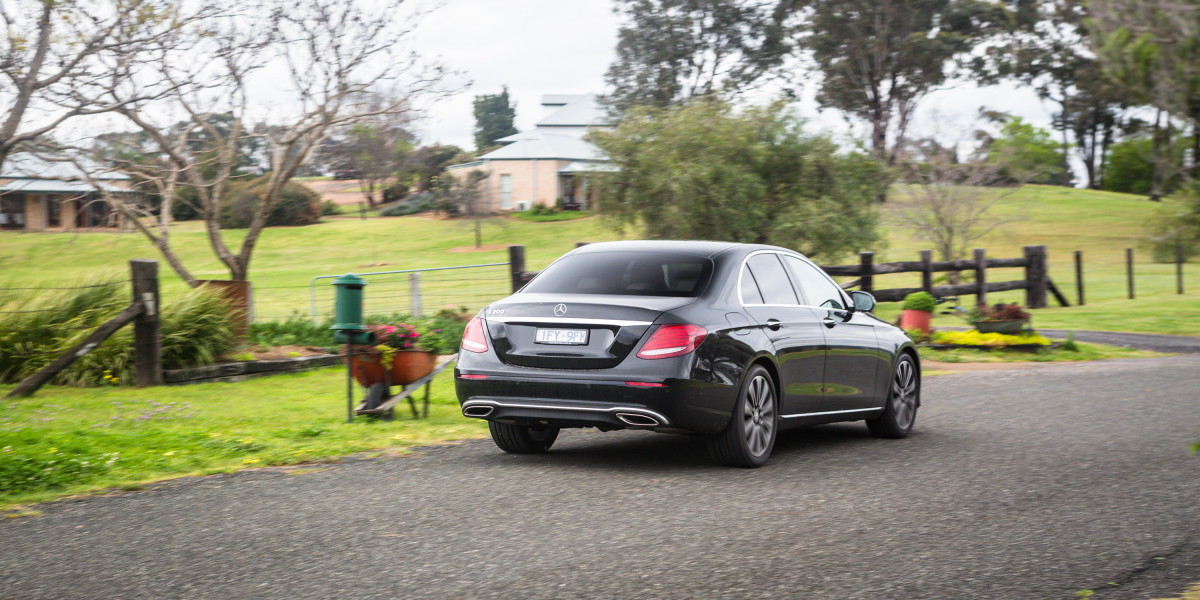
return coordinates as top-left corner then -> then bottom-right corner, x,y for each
0,153 -> 134,231
447,94 -> 614,212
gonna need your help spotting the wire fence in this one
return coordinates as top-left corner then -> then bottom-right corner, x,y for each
0,278 -> 130,315
252,262 -> 513,323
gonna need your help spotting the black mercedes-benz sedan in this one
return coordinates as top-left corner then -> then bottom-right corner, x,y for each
455,240 -> 920,467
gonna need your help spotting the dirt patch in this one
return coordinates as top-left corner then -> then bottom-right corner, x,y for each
446,244 -> 510,253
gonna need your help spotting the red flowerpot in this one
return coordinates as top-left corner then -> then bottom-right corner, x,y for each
345,350 -> 437,387
899,309 -> 932,334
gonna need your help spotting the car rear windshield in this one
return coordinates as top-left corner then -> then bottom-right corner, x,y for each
522,251 -> 714,297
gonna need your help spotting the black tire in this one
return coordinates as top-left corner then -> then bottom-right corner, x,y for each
707,365 -> 778,468
488,421 -> 560,454
867,353 -> 919,438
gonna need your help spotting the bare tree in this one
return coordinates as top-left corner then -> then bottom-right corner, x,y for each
435,170 -> 490,248
317,94 -> 416,208
0,0 -> 198,169
892,155 -> 1021,270
92,0 -> 457,284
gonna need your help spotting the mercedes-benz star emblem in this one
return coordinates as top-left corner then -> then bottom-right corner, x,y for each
553,303 -> 567,317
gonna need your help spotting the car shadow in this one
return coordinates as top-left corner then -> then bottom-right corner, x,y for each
464,423 -> 885,473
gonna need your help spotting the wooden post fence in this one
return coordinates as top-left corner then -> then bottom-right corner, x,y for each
1177,243 -> 1185,295
919,250 -> 933,294
859,252 -> 874,293
1126,248 -> 1135,299
1074,250 -> 1085,306
1023,245 -> 1048,309
6,260 -> 161,398
508,244 -> 1069,309
509,245 -> 527,293
973,248 -> 987,306
131,259 -> 162,387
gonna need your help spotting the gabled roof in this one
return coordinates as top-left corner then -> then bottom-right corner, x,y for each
535,94 -> 611,128
479,131 -> 604,161
541,94 -> 586,107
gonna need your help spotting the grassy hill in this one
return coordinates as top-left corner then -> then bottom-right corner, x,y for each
1,185 -> 1196,334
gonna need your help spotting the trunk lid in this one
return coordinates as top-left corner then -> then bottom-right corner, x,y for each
484,293 -> 695,369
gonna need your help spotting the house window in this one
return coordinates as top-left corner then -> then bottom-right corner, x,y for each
46,195 -> 61,227
499,174 -> 513,210
0,195 -> 25,229
76,196 -> 111,228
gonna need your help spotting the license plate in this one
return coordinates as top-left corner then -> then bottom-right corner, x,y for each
535,328 -> 589,345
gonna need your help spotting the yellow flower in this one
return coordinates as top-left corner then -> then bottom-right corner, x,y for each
242,458 -> 260,464
163,451 -> 175,456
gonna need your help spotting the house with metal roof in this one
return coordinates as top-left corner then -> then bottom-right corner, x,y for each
446,94 -> 614,212
0,153 -> 134,231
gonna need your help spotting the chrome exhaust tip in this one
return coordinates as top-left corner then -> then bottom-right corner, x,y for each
615,412 -> 660,427
463,405 -> 494,418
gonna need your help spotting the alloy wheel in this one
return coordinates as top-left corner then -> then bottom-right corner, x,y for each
741,374 -> 776,457
891,358 -> 917,430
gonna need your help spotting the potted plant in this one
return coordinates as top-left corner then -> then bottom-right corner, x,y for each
899,291 -> 937,334
346,317 -> 463,387
968,302 -> 1032,334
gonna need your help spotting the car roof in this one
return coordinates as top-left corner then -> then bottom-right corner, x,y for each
571,240 -> 793,259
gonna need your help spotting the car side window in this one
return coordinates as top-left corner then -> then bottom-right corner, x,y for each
739,264 -> 765,305
783,255 -> 845,310
746,253 -> 799,305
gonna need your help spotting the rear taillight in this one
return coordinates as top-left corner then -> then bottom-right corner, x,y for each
461,317 -> 489,353
636,324 -> 707,359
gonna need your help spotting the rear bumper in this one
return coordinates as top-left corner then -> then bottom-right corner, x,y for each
454,368 -> 736,434
462,398 -> 670,429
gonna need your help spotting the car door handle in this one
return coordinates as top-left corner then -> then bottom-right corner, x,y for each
822,318 -> 837,328
766,319 -> 782,331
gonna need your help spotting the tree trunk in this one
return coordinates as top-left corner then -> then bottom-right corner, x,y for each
1099,119 -> 1114,189
1193,118 -> 1200,180
1150,109 -> 1164,202
1059,105 -> 1071,187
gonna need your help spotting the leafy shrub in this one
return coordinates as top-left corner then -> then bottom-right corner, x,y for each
381,192 -> 435,216
1103,136 -> 1192,195
901,291 -> 937,312
0,281 -> 237,387
248,318 -> 336,349
1145,185 -> 1200,263
159,287 -> 239,369
219,177 -> 322,228
321,200 -> 341,216
382,182 -> 410,203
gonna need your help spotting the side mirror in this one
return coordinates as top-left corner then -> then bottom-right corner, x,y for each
850,290 -> 876,313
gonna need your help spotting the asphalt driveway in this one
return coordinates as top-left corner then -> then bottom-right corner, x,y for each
3,355 -> 1199,600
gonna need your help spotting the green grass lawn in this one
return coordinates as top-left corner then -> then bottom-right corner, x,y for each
2,184 -> 1194,332
0,365 -> 486,509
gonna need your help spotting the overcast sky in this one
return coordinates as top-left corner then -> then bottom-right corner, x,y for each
409,0 -> 1061,157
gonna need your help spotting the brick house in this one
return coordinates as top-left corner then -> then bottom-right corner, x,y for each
447,94 -> 614,212
0,153 -> 134,232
